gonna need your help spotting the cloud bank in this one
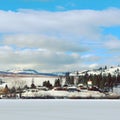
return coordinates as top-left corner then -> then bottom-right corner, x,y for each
0,8 -> 120,72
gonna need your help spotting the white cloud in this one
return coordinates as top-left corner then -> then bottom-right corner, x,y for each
81,54 -> 100,62
0,46 -> 83,72
56,6 -> 65,11
89,63 -> 99,69
0,8 -> 120,72
0,40 -> 93,72
0,45 -> 111,72
0,47 -> 80,64
0,8 -> 120,40
3,34 -> 88,52
104,36 -> 120,50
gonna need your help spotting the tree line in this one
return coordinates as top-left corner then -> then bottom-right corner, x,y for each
65,72 -> 120,92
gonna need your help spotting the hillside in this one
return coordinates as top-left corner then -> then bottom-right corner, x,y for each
70,66 -> 120,76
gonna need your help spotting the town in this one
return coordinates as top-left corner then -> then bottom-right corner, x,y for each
0,66 -> 120,99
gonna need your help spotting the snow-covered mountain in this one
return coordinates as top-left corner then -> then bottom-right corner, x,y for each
52,72 -> 66,76
7,69 -> 39,74
0,69 -> 67,76
70,66 -> 120,76
4,69 -> 57,76
0,66 -> 120,77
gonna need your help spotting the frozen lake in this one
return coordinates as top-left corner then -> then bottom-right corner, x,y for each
0,99 -> 120,120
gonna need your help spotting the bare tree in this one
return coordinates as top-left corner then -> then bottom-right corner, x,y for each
11,78 -> 26,89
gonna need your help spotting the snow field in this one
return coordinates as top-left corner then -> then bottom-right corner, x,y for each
0,99 -> 120,120
1,76 -> 65,88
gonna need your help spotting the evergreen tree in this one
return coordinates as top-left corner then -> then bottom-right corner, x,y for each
54,79 -> 61,87
31,79 -> 36,89
105,65 -> 107,70
3,84 -> 9,95
10,87 -> 16,94
65,72 -> 71,85
43,80 -> 53,89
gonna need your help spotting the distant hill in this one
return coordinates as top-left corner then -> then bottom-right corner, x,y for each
3,69 -> 58,76
7,69 -> 39,74
70,66 -> 120,76
0,66 -> 120,77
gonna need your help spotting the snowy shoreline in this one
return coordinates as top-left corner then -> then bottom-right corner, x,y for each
20,88 -> 120,99
1,90 -> 120,99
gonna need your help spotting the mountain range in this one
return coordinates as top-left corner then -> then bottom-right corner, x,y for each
0,66 -> 119,77
0,69 -> 58,76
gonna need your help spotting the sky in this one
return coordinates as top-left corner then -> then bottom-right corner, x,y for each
0,0 -> 120,72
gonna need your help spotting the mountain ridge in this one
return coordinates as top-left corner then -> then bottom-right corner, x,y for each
0,66 -> 120,77
0,69 -> 58,76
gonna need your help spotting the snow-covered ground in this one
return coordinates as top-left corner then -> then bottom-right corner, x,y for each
21,89 -> 106,99
0,76 -> 65,88
0,99 -> 120,120
113,85 -> 120,94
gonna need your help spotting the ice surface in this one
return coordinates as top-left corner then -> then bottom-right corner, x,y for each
0,99 -> 120,120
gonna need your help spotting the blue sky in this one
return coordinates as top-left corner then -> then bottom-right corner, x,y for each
0,0 -> 120,72
0,0 -> 120,11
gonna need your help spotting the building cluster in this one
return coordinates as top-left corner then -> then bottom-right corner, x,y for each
0,71 -> 119,99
